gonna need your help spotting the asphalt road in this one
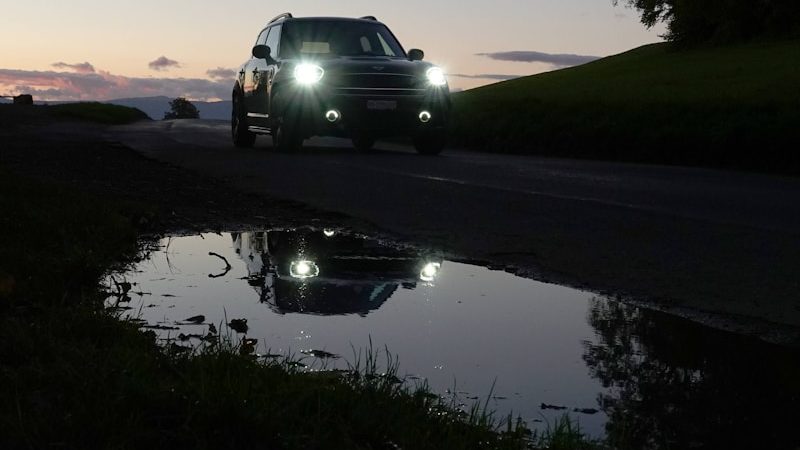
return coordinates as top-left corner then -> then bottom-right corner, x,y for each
110,119 -> 800,342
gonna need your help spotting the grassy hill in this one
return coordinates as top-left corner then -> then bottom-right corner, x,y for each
451,39 -> 800,173
49,102 -> 150,124
0,103 -> 148,126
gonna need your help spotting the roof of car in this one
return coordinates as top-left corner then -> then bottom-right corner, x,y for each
269,16 -> 385,26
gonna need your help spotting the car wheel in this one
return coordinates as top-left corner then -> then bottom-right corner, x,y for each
272,121 -> 302,152
232,95 -> 256,148
352,134 -> 375,152
413,131 -> 446,155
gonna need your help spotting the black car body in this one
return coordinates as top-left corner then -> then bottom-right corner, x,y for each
232,14 -> 451,154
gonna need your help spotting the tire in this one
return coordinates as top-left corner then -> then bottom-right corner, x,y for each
352,134 -> 375,152
272,121 -> 302,152
413,131 -> 446,155
232,94 -> 256,148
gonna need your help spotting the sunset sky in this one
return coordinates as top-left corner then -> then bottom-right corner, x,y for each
0,0 -> 664,101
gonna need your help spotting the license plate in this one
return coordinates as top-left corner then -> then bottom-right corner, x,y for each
366,100 -> 397,111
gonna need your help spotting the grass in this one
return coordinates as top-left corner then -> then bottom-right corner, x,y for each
49,102 -> 149,124
0,118 -> 601,448
450,39 -> 800,173
0,103 -> 148,127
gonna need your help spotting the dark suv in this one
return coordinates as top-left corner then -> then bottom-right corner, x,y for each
232,14 -> 451,154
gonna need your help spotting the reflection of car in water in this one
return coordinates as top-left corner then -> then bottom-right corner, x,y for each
232,229 -> 441,315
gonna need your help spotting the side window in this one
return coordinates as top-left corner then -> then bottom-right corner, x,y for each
256,29 -> 269,46
265,24 -> 282,58
377,33 -> 396,56
360,36 -> 373,53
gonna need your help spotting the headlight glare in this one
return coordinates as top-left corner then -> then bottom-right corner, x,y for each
420,262 -> 441,282
426,67 -> 447,86
290,260 -> 320,279
294,63 -> 324,85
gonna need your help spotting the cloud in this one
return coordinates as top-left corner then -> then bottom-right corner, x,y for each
52,62 -> 96,74
206,67 -> 237,80
476,51 -> 600,68
148,56 -> 181,71
10,85 -> 67,98
0,67 -> 229,101
449,73 -> 521,81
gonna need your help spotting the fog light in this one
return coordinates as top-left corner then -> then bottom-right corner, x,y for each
325,110 -> 340,123
419,111 -> 432,123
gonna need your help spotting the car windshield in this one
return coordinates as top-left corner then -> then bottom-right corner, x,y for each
281,20 -> 405,59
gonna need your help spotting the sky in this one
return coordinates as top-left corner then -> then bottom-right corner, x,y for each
0,0 -> 664,101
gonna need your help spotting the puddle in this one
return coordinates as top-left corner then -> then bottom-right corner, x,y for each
109,228 -> 800,446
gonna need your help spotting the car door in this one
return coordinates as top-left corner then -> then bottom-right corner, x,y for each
257,24 -> 282,122
248,25 -> 282,124
244,28 -> 269,117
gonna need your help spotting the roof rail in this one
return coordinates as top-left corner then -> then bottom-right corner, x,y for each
359,15 -> 378,21
268,12 -> 293,25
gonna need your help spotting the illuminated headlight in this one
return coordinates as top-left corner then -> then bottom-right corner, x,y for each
426,67 -> 447,86
420,262 -> 441,282
294,63 -> 324,85
290,260 -> 320,279
323,229 -> 336,238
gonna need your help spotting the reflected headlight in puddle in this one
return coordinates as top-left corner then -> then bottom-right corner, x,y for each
420,262 -> 441,282
323,229 -> 336,238
290,260 -> 320,279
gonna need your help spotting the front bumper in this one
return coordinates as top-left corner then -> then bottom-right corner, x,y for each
274,86 -> 450,138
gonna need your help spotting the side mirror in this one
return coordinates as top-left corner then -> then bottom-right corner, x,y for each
408,48 -> 424,61
252,45 -> 271,60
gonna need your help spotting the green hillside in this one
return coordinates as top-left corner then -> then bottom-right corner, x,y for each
451,39 -> 800,173
50,102 -> 150,124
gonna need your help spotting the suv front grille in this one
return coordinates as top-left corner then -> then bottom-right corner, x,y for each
327,73 -> 424,90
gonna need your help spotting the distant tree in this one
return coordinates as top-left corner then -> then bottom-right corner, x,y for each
163,97 -> 199,120
616,0 -> 800,44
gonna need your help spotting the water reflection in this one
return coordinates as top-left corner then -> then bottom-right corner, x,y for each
584,298 -> 800,449
112,230 -> 800,446
231,229 -> 441,315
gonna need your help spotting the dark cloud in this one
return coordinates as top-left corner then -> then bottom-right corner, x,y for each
476,51 -> 601,68
0,68 -> 228,101
10,85 -> 66,98
148,56 -> 181,71
52,62 -> 96,74
450,73 -> 521,81
206,67 -> 237,80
